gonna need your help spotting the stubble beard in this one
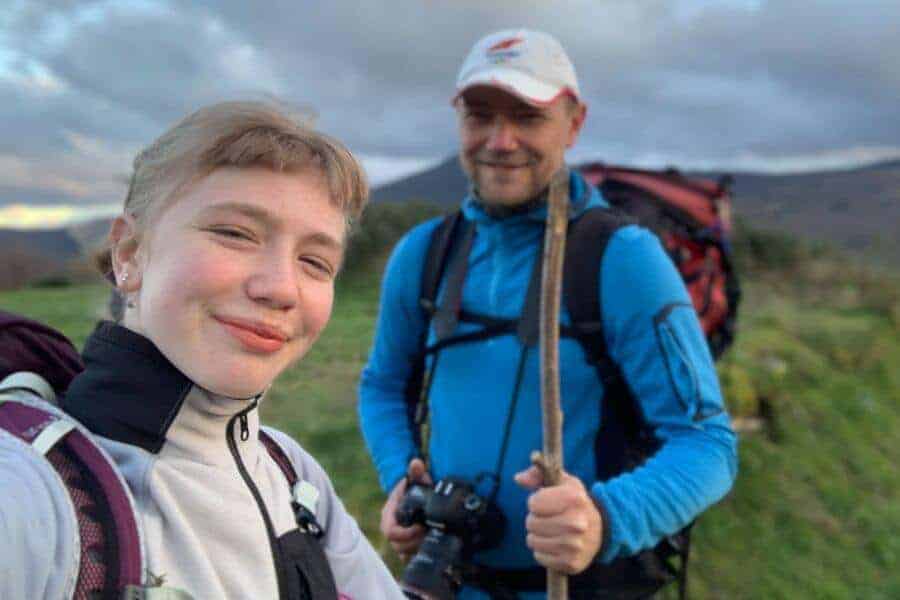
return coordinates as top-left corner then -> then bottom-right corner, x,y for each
465,151 -> 544,207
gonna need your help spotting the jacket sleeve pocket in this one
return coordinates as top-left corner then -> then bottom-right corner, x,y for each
653,303 -> 719,421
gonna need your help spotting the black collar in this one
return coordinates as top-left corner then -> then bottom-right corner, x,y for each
62,321 -> 193,454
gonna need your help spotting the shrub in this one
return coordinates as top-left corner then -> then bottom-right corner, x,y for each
731,218 -> 834,273
0,246 -> 59,290
343,201 -> 444,274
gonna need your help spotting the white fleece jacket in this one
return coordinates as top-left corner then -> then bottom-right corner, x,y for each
0,371 -> 404,600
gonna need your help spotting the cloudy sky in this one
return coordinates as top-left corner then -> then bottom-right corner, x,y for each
1,0 -> 898,227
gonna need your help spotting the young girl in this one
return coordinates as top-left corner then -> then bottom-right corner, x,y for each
0,101 -> 404,599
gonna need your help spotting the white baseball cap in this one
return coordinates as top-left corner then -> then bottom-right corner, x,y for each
454,29 -> 581,106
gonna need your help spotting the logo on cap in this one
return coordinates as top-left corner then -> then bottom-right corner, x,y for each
485,36 -> 523,64
488,37 -> 523,53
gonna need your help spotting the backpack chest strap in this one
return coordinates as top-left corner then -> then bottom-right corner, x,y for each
420,207 -> 632,359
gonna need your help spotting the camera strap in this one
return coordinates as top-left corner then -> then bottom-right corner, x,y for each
489,344 -> 530,500
415,223 -> 545,503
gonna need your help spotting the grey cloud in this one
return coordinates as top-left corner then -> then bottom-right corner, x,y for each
2,0 -> 899,211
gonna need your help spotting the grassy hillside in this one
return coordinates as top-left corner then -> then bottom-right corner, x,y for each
2,213 -> 897,599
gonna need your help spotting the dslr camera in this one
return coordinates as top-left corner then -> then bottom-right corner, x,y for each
396,477 -> 505,599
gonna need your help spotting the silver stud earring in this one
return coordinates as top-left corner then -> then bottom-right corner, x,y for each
120,272 -> 136,309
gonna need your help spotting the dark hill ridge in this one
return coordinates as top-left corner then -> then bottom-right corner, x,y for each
370,156 -> 470,207
0,227 -> 84,288
372,157 -> 900,264
696,160 -> 900,263
3,158 -> 900,266
0,227 -> 82,261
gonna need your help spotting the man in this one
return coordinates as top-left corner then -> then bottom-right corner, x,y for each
359,29 -> 737,599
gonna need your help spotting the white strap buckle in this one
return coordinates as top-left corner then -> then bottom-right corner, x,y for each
0,372 -> 56,403
292,480 -> 320,516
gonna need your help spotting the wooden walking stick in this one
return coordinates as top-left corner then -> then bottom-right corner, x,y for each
532,168 -> 570,599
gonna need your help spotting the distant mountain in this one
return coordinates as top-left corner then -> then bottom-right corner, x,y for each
370,156 -> 469,207
371,157 -> 900,264
0,227 -> 82,262
3,158 -> 899,270
0,227 -> 84,288
67,218 -> 114,254
695,160 -> 900,263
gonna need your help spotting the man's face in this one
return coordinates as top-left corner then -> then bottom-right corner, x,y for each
456,86 -> 586,206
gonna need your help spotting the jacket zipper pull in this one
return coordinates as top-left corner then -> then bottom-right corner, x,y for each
239,413 -> 250,441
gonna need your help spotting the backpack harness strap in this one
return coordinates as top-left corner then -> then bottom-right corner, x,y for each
258,429 -> 327,540
420,218 -> 548,355
0,373 -> 74,453
563,209 -> 632,385
408,208 -> 633,436
420,212 -> 465,328
562,208 -> 661,482
563,209 -> 693,599
431,214 -> 477,342
258,429 -> 341,600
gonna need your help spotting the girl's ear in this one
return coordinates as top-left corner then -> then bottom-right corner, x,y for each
109,214 -> 143,293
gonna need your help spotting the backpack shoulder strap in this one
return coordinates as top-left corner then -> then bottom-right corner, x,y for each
563,207 -> 635,382
405,211 -> 475,452
258,428 -> 327,539
420,211 -> 464,314
0,386 -> 144,598
563,207 -> 659,477
259,428 -> 299,487
424,211 -> 476,341
258,428 -> 341,599
565,207 -> 693,595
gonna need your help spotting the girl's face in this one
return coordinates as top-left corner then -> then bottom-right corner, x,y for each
116,166 -> 346,398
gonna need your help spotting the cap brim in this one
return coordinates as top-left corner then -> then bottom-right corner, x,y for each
454,67 -> 575,107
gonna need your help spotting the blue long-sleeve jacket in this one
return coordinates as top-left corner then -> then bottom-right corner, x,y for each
359,172 -> 737,583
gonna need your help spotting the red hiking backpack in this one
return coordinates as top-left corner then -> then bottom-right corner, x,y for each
580,163 -> 740,358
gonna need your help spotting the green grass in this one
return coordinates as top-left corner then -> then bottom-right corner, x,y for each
3,250 -> 898,598
692,275 -> 900,599
0,283 -> 109,348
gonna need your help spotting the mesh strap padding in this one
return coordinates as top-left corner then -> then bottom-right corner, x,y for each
0,400 -> 143,599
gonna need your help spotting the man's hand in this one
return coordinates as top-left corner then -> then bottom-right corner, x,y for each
514,465 -> 603,575
380,458 -> 432,560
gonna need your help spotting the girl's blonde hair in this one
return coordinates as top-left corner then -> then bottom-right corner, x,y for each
95,100 -> 368,280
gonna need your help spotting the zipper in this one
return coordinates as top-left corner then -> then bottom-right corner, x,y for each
226,399 -> 289,599
239,412 -> 250,441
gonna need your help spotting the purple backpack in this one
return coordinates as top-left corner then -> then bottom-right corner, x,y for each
0,311 -> 310,599
0,311 -> 149,598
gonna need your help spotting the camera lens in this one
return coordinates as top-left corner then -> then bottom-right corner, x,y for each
398,477 -> 506,598
401,529 -> 464,600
